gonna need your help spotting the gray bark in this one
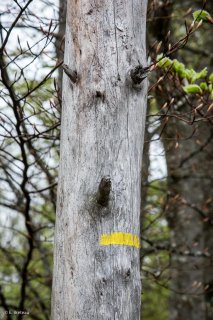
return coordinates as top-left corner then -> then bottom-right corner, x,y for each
51,1 -> 148,319
164,119 -> 212,320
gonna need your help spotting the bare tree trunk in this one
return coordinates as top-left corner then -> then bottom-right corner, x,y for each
51,1 -> 148,319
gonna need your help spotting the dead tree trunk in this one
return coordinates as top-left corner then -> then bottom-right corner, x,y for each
51,1 -> 148,319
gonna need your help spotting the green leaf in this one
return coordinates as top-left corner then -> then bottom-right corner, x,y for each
157,56 -> 173,69
200,82 -> 208,91
183,68 -> 207,83
183,84 -> 202,94
173,60 -> 185,73
193,10 -> 213,23
191,68 -> 208,83
184,68 -> 196,82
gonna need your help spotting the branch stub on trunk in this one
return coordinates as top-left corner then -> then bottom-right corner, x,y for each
62,63 -> 78,83
130,65 -> 147,86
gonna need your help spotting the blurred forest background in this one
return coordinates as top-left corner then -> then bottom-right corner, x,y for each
0,0 -> 212,319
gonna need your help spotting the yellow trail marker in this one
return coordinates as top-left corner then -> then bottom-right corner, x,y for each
100,232 -> 140,249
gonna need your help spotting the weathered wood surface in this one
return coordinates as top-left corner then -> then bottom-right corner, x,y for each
52,0 -> 148,319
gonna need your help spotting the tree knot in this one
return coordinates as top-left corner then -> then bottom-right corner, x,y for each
97,176 -> 111,207
130,65 -> 147,85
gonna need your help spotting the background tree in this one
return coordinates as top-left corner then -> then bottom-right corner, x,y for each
142,1 -> 213,319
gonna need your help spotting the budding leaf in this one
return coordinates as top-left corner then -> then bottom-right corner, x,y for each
200,82 -> 208,91
183,84 -> 202,94
193,10 -> 213,23
173,60 -> 186,78
157,56 -> 173,69
191,68 -> 208,83
185,68 -> 196,82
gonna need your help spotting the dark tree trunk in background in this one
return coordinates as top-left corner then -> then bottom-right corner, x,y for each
147,1 -> 213,319
164,120 -> 212,320
202,5 -> 213,320
164,1 -> 213,317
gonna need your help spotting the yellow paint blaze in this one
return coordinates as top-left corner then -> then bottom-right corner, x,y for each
100,232 -> 140,249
